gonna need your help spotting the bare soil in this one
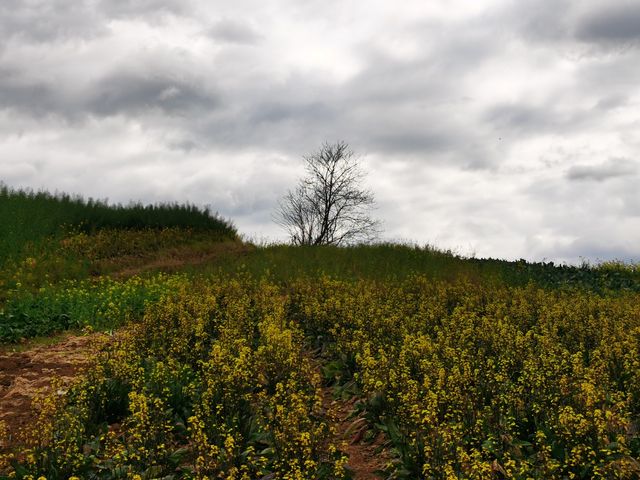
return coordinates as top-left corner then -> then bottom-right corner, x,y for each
0,333 -> 107,449
321,386 -> 390,479
104,240 -> 252,279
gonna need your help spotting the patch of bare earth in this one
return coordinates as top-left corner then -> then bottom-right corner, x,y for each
0,333 -> 108,450
321,386 -> 390,479
105,241 -> 252,279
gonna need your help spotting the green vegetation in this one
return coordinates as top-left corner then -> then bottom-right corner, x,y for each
3,274 -> 639,479
195,243 -> 640,292
4,236 -> 638,344
1,184 -> 639,478
4,277 -> 348,479
0,275 -> 184,342
0,183 -> 236,266
294,276 -> 640,478
1,193 -> 639,344
0,183 -> 238,297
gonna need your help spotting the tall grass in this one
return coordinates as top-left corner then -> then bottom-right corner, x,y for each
197,242 -> 640,292
0,183 -> 237,265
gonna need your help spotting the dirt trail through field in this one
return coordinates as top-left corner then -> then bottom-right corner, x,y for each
0,241 -> 249,450
0,333 -> 107,449
107,240 -> 252,279
321,385 -> 389,479
0,337 -> 390,477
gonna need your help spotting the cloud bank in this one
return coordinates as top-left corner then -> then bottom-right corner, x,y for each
1,0 -> 639,263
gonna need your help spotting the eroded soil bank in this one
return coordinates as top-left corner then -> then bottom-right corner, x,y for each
0,333 -> 107,449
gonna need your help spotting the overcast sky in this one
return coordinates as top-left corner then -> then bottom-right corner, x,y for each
1,0 -> 639,263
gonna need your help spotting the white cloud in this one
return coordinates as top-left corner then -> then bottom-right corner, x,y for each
1,0 -> 639,263
566,158 -> 637,181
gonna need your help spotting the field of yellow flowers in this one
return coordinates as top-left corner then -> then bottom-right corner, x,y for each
2,271 -> 639,479
293,276 -> 640,478
1,275 -> 348,479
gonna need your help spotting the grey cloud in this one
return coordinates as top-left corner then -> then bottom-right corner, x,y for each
500,0 -> 640,52
249,101 -> 335,125
192,28 -> 499,162
2,0 -> 640,262
577,52 -> 640,91
0,161 -> 38,183
98,0 -> 192,19
0,65 -> 218,119
3,1 -> 502,167
209,19 -> 263,45
498,0 -> 576,43
485,104 -> 555,134
545,237 -> 638,264
88,73 -> 219,117
0,65 -> 80,119
566,158 -> 637,182
360,120 -> 464,158
178,158 -> 295,221
0,77 -> 59,116
0,0 -> 189,47
350,34 -> 494,106
483,87 -> 634,137
0,0 -> 106,44
195,88 -> 469,163
482,102 -> 596,138
575,3 -> 640,44
0,0 -> 107,43
594,94 -> 629,111
167,139 -> 201,152
521,169 -> 640,263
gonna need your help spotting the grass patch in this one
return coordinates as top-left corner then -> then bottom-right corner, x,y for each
189,242 -> 640,292
0,183 -> 236,266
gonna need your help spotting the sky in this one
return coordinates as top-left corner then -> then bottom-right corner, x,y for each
1,0 -> 639,263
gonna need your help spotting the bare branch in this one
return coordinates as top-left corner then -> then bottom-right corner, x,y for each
274,141 -> 382,246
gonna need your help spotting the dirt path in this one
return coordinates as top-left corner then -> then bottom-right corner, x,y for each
0,333 -> 108,449
106,240 -> 252,279
0,241 -> 249,450
1,336 -> 390,478
321,385 -> 389,479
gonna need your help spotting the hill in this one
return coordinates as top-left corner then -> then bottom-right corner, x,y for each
0,183 -> 236,265
1,184 -> 639,479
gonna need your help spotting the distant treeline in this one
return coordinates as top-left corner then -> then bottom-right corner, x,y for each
0,183 -> 237,262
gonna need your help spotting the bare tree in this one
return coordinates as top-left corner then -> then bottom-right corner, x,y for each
275,141 -> 381,246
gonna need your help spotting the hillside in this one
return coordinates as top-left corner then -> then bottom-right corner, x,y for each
0,184 -> 238,295
1,185 -> 639,479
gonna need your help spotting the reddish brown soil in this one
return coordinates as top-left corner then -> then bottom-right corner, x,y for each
321,387 -> 390,479
0,333 -> 107,449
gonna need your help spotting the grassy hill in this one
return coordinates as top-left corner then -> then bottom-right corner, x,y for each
0,183 -> 237,266
1,184 -> 639,479
1,182 -> 639,343
0,183 -> 239,296
194,242 -> 640,293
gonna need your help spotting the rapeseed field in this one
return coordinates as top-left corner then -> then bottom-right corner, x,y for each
2,273 -> 639,479
1,187 -> 639,479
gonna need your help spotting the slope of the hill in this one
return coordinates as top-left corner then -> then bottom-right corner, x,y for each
1,184 -> 639,479
0,183 -> 236,266
191,242 -> 640,293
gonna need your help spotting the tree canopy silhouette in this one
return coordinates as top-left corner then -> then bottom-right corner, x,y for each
276,141 -> 380,246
